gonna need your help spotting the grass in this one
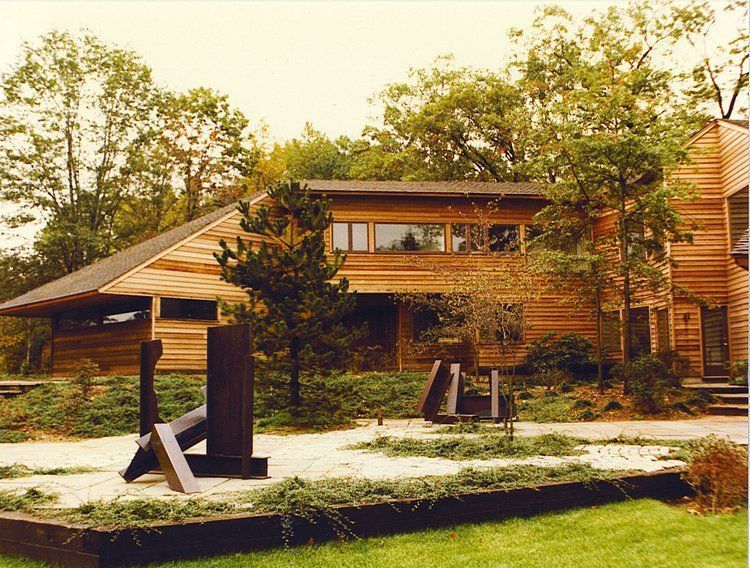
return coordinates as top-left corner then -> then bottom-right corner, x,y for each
0,465 -> 98,479
0,500 -> 745,567
349,432 -> 585,460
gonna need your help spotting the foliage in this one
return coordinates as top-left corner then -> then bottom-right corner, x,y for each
279,123 -> 354,180
612,356 -> 670,413
684,436 -> 748,513
603,400 -> 623,412
654,349 -> 691,386
58,463 -> 617,529
216,180 -> 360,407
728,358 -> 748,386
348,433 -> 584,461
0,375 -> 205,440
675,0 -> 749,119
518,3 -> 700,386
0,488 -> 57,512
525,332 -> 593,375
0,31 -> 158,274
0,465 -> 97,479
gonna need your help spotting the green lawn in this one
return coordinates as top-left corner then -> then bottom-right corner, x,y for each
0,500 -> 745,567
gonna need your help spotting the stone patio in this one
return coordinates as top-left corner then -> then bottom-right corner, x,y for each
0,417 -> 745,508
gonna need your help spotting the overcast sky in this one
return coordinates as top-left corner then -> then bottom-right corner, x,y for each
0,1 -> 739,248
3,0 -> 734,142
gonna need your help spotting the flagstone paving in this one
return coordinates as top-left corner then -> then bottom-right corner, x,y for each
0,417 -> 744,508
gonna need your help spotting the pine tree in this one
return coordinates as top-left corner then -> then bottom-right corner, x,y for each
215,180 -> 358,408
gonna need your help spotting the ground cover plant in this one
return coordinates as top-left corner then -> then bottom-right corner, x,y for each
0,500 -> 745,568
0,465 -> 97,479
516,382 -> 708,423
0,463 -> 621,529
348,433 -> 585,460
0,371 -> 427,441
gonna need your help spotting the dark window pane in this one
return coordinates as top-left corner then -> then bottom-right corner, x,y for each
351,223 -> 368,251
332,222 -> 349,250
412,306 -> 440,342
57,298 -> 150,329
375,224 -> 445,251
488,225 -> 520,252
161,298 -> 217,320
728,187 -> 748,248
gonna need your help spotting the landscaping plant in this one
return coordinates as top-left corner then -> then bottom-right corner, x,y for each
684,436 -> 748,514
216,180 -> 361,408
611,355 -> 670,414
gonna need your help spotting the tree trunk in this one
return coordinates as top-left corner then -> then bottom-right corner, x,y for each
619,197 -> 632,395
24,319 -> 32,375
595,287 -> 604,394
289,339 -> 302,408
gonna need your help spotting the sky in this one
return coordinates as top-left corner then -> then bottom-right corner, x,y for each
0,0 -> 690,142
0,0 -> 740,247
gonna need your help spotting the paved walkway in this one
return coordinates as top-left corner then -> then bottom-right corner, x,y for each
0,417 -> 744,508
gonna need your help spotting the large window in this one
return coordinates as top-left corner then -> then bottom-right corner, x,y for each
56,298 -> 150,330
375,223 -> 445,252
332,222 -> 368,252
728,187 -> 748,248
487,225 -> 520,252
451,224 -> 482,252
160,298 -> 218,321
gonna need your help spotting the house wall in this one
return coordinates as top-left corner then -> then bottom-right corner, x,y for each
329,194 -> 597,370
52,319 -> 151,376
106,196 -> 275,373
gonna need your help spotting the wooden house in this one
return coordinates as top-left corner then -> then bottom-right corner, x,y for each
0,120 -> 746,378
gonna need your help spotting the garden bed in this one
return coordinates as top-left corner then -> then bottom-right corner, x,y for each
0,469 -> 691,568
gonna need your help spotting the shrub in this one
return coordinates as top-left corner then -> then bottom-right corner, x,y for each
728,359 -> 748,386
603,400 -> 623,412
577,409 -> 598,421
525,332 -> 593,376
686,391 -> 716,410
531,368 -> 573,390
654,349 -> 690,387
684,436 -> 748,513
517,391 -> 533,400
572,398 -> 594,409
612,355 -> 669,414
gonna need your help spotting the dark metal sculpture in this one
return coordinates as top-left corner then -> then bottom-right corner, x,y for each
419,361 -> 514,424
120,324 -> 269,493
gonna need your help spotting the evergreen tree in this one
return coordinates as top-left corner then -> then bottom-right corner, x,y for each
215,180 -> 358,408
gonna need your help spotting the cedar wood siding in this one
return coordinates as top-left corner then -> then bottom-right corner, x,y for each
329,194 -> 597,370
592,120 -> 748,376
102,195 -> 276,373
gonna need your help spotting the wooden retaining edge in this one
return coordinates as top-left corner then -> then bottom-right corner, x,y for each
0,469 -> 691,568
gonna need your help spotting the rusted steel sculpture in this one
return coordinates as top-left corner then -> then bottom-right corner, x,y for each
419,361 -> 514,424
120,324 -> 269,493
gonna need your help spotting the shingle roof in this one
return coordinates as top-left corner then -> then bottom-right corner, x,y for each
724,119 -> 749,129
303,179 -> 543,197
731,229 -> 749,258
0,200 -> 246,314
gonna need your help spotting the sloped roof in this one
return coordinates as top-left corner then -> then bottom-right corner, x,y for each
303,179 -> 543,197
0,200 -> 246,314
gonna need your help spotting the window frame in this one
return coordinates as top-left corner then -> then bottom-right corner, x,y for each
727,186 -> 749,250
332,221 -> 369,252
486,224 -> 521,254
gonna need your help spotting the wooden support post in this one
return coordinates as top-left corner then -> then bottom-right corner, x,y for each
139,340 -> 163,437
446,363 -> 464,415
151,423 -> 200,494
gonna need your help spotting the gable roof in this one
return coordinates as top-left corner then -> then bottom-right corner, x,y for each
0,199 -> 252,315
303,179 -> 543,197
